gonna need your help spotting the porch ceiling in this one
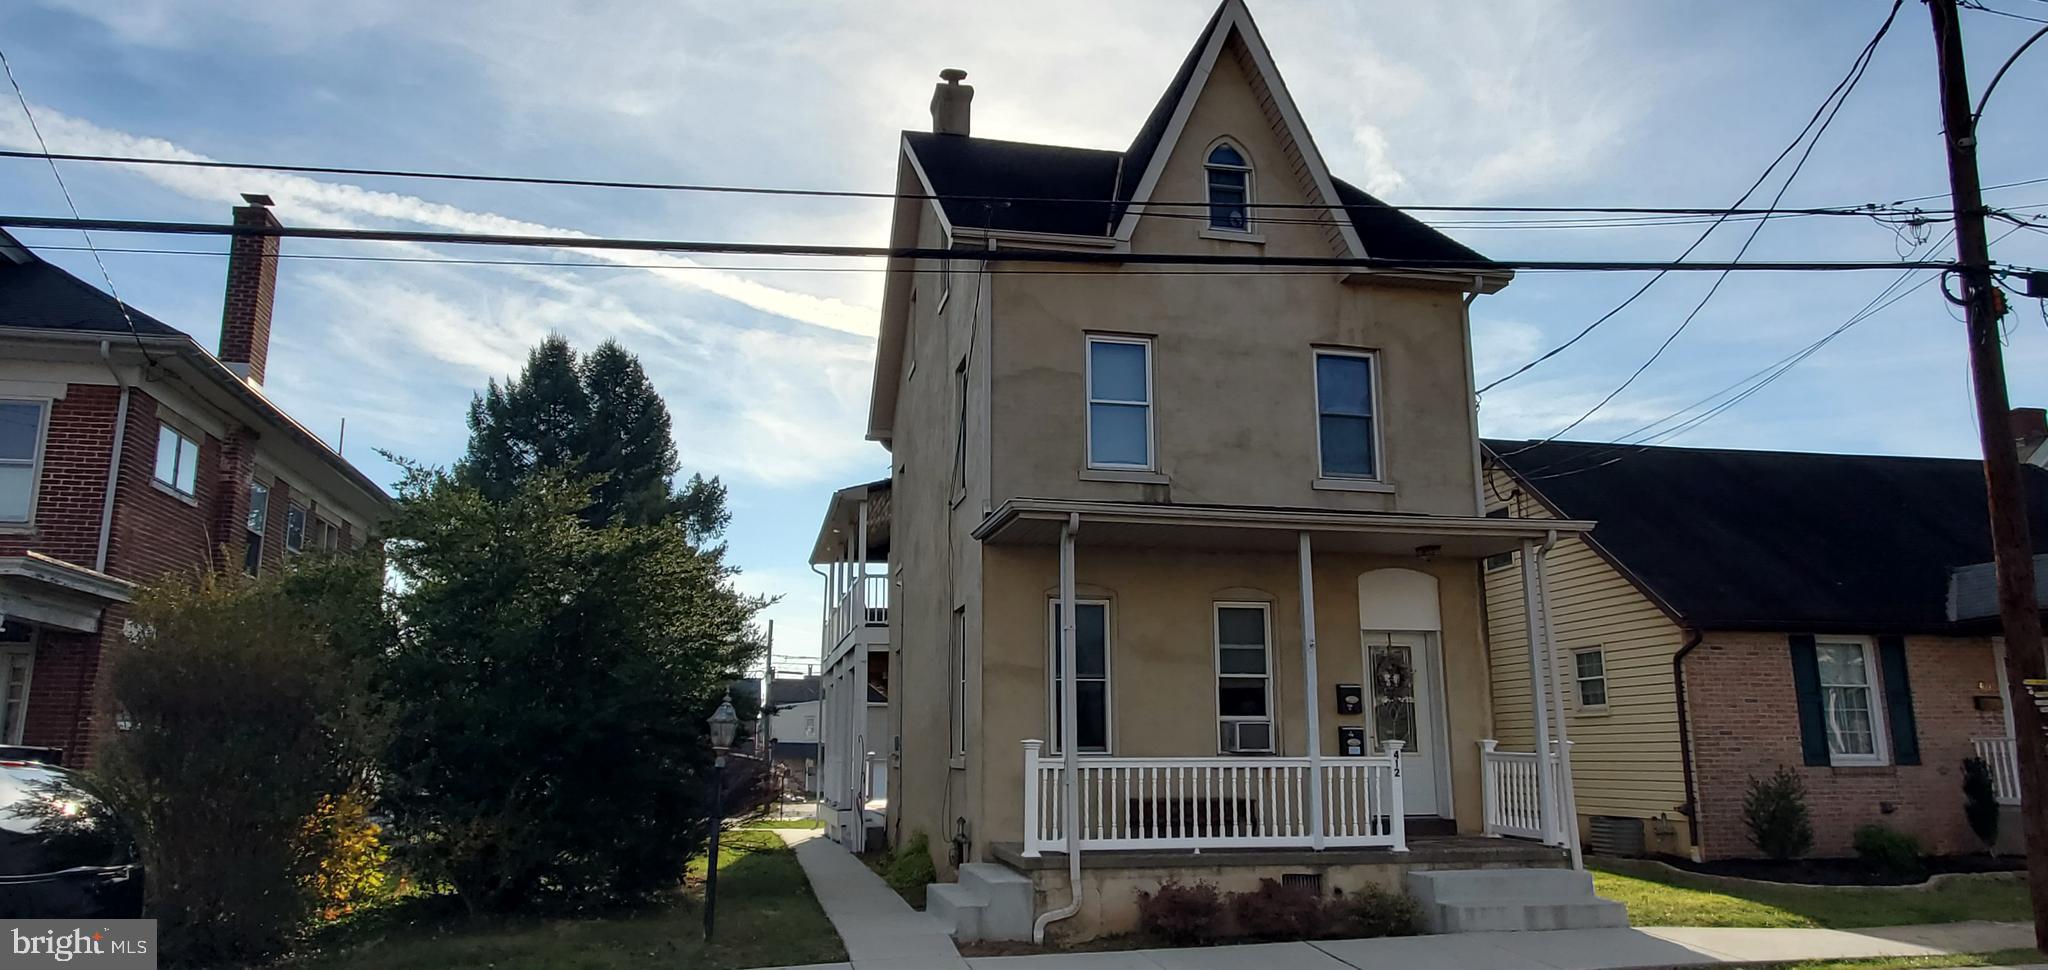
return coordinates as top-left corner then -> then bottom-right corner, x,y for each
973,498 -> 1594,557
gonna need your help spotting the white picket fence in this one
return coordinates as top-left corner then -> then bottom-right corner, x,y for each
1020,740 -> 1406,855
1973,736 -> 2021,805
1479,739 -> 1568,842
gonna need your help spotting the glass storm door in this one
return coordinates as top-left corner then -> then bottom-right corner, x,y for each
1362,630 -> 1439,816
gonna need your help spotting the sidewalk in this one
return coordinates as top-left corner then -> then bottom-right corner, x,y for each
775,827 -> 968,970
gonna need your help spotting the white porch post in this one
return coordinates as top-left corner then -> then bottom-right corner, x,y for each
1535,534 -> 1584,869
853,498 -> 870,854
1384,740 -> 1408,852
1519,539 -> 1559,847
1021,740 -> 1043,857
1479,739 -> 1500,837
1297,531 -> 1326,850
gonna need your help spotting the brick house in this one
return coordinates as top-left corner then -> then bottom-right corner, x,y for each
0,197 -> 389,764
1483,438 -> 2042,860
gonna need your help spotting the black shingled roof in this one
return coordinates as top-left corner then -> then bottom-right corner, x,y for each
1487,439 -> 2048,633
0,242 -> 184,336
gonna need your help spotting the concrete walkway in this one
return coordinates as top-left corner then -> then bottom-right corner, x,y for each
775,827 -> 968,970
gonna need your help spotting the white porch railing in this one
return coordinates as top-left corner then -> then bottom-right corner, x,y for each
1020,740 -> 1407,855
1973,736 -> 2021,805
1480,739 -> 1569,842
826,574 -> 889,649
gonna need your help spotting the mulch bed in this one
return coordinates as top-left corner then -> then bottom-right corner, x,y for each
1655,853 -> 2026,886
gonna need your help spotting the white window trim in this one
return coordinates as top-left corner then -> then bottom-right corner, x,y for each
1312,348 -> 1384,482
1046,597 -> 1112,755
1084,334 -> 1155,472
0,398 -> 51,526
1204,137 -> 1255,234
1214,602 -> 1276,754
152,422 -> 202,498
1572,646 -> 1609,713
1817,636 -> 1890,767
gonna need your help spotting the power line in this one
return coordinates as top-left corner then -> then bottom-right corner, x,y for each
0,48 -> 154,362
0,214 -> 1971,272
0,147 -> 1977,220
1496,0 -> 1907,452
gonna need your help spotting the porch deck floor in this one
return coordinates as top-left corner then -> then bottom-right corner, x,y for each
990,835 -> 1567,872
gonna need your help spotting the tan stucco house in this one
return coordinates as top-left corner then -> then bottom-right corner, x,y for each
810,1 -> 1627,941
1482,437 -> 2043,862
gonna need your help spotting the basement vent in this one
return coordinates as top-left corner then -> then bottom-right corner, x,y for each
1588,816 -> 1647,857
1281,872 -> 1324,895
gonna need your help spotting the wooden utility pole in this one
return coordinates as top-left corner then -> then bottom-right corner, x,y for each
1927,0 -> 2048,950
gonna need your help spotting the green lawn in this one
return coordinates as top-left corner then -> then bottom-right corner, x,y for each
743,817 -> 824,830
286,830 -> 844,970
1591,864 -> 2034,929
1745,950 -> 2044,970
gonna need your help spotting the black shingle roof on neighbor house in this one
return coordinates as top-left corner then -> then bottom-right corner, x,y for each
1486,438 -> 2048,633
767,676 -> 820,706
901,129 -> 1488,265
0,237 -> 183,336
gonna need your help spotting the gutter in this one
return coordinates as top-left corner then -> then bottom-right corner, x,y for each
1671,628 -> 1705,861
94,340 -> 131,573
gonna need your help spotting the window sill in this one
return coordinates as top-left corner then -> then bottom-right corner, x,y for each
1312,477 -> 1395,494
949,757 -> 966,771
0,522 -> 34,536
1829,761 -> 1894,775
1082,469 -> 1170,485
150,480 -> 199,507
1199,228 -> 1266,245
1574,705 -> 1611,717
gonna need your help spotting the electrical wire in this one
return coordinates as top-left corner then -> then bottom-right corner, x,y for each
1494,0 -> 1906,453
1477,0 -> 1909,397
0,47 -> 155,362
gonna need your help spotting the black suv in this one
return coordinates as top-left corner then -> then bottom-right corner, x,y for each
0,752 -> 143,917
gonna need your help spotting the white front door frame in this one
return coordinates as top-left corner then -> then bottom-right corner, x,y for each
1356,567 -> 1453,819
1360,629 -> 1451,818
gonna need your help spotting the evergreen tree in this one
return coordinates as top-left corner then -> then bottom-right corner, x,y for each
456,335 -> 727,540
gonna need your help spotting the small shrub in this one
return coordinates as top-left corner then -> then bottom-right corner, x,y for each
1742,767 -> 1814,860
1137,880 -> 1225,945
1229,879 -> 1329,940
1853,824 -> 1924,876
884,832 -> 937,899
1325,885 -> 1425,939
297,790 -> 392,921
1962,756 -> 2002,853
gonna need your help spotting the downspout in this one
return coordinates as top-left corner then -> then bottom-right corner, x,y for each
1033,512 -> 1082,943
1671,629 -> 1705,860
1535,528 -> 1584,870
95,340 -> 131,573
1462,278 -> 1486,515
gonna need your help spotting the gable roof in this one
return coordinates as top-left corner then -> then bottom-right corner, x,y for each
768,675 -> 821,706
1486,438 -> 2048,633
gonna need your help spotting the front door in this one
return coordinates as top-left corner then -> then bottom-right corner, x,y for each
1362,631 -> 1441,816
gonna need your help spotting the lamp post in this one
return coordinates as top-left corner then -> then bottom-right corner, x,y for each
703,691 -> 739,943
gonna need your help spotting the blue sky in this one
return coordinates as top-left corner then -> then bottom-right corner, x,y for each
2,0 -> 2045,672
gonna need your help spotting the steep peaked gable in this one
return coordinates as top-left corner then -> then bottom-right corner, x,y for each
1110,0 -> 1367,259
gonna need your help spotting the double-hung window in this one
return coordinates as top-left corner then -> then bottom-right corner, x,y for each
1048,599 -> 1110,753
1215,604 -> 1274,753
0,400 -> 47,523
1086,336 -> 1152,470
244,480 -> 269,575
1817,637 -> 1888,764
1205,143 -> 1252,231
1573,647 -> 1608,709
1314,350 -> 1378,479
951,606 -> 968,763
153,423 -> 201,497
285,503 -> 308,554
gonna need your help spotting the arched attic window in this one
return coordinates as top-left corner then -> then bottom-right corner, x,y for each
1205,142 -> 1252,231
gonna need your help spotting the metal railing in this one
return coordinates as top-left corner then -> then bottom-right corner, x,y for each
1480,739 -> 1568,842
1020,740 -> 1406,855
1973,736 -> 2021,805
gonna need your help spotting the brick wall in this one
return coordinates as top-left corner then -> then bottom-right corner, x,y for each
1685,630 -> 2008,859
106,391 -> 220,583
0,385 -> 121,565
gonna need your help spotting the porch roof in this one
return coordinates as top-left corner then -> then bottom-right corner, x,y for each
807,477 -> 892,565
972,498 -> 1593,557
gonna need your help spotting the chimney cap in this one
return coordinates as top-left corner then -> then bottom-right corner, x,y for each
241,193 -> 274,207
939,68 -> 968,83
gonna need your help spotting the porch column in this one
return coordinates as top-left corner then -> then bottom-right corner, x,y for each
1298,531 -> 1326,850
853,497 -> 870,855
1535,533 -> 1585,869
1519,539 -> 1559,847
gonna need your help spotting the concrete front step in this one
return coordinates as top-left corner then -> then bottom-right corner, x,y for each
925,883 -> 986,941
1406,868 -> 1628,934
958,863 -> 1034,941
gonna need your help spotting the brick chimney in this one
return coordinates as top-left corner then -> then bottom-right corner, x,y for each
219,193 -> 280,386
2013,407 -> 2048,467
930,69 -> 972,136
